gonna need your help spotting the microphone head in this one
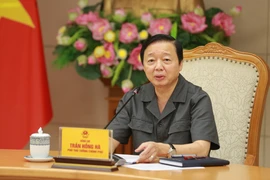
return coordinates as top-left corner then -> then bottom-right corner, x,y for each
133,86 -> 141,94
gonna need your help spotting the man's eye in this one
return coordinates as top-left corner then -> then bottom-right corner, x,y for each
164,58 -> 171,61
148,59 -> 154,63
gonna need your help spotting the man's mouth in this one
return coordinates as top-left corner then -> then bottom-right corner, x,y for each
154,75 -> 165,80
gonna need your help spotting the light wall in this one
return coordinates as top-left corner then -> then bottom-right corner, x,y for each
36,0 -> 270,167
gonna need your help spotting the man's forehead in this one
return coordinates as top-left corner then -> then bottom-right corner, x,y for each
146,50 -> 172,56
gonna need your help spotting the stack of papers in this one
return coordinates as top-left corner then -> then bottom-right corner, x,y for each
114,154 -> 138,164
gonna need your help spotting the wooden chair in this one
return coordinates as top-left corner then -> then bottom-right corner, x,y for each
181,42 -> 269,166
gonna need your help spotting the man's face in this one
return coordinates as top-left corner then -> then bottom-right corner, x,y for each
143,41 -> 182,88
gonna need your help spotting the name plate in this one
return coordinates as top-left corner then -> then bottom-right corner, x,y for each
59,127 -> 112,160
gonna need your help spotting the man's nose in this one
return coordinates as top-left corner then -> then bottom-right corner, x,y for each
155,60 -> 163,70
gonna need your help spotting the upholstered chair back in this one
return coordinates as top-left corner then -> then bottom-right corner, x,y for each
181,42 -> 269,166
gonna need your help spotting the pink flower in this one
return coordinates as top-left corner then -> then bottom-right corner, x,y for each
115,8 -> 126,16
127,44 -> 143,70
229,6 -> 242,17
148,18 -> 172,36
181,12 -> 207,34
88,12 -> 100,22
89,18 -> 111,40
212,12 -> 235,36
119,23 -> 139,44
75,14 -> 89,25
141,12 -> 153,26
100,64 -> 113,78
121,79 -> 134,93
87,55 -> 96,64
74,38 -> 87,52
97,43 -> 116,66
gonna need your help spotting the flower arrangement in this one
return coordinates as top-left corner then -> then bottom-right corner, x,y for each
53,0 -> 241,92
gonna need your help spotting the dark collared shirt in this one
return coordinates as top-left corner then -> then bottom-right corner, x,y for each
107,75 -> 220,152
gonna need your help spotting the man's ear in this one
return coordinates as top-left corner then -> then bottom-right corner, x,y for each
179,60 -> 183,72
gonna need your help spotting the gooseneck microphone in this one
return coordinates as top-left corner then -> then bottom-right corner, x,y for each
104,86 -> 141,129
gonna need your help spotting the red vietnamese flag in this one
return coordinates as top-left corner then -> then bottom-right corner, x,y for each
0,0 -> 53,148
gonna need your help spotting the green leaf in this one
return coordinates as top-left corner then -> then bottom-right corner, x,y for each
82,2 -> 102,13
205,8 -> 223,19
53,45 -> 66,55
184,43 -> 200,50
65,24 -> 81,36
119,42 -> 138,52
170,22 -> 178,38
81,30 -> 101,55
194,34 -> 209,45
53,46 -> 80,68
221,37 -> 230,46
205,8 -> 223,25
155,13 -> 179,18
213,31 -> 225,42
177,31 -> 190,47
199,33 -> 216,42
75,63 -> 101,80
130,70 -> 148,87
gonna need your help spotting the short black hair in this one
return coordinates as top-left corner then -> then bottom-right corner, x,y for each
140,34 -> 183,64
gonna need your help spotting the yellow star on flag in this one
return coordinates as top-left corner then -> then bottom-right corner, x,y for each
0,0 -> 35,28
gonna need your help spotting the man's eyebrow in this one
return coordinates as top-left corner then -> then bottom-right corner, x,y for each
147,51 -> 171,55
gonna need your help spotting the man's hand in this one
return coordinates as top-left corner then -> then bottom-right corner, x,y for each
135,141 -> 160,163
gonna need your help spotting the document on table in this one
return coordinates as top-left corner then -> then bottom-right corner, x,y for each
114,154 -> 204,171
124,163 -> 204,171
114,154 -> 139,164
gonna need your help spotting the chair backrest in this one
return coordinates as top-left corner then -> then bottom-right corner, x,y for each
181,42 -> 269,166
